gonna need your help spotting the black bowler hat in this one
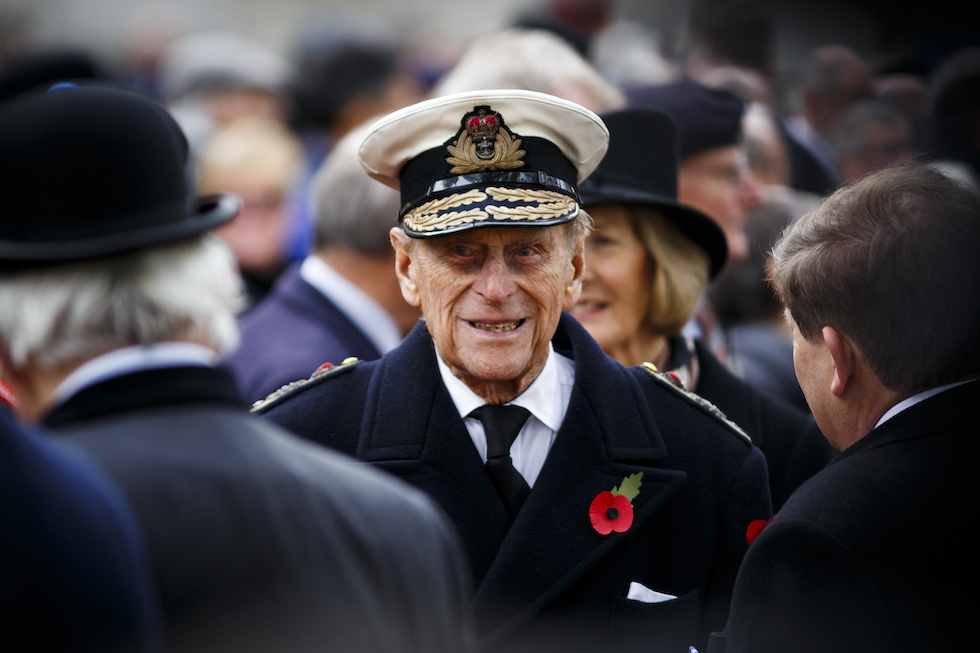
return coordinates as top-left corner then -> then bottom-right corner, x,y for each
578,108 -> 729,278
0,85 -> 240,270
0,48 -> 103,103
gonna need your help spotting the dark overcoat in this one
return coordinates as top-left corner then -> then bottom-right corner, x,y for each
43,365 -> 473,653
1,407 -> 161,651
258,313 -> 772,653
709,379 -> 980,653
693,341 -> 835,511
225,264 -> 383,403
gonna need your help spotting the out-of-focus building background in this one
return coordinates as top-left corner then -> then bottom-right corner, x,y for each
3,0 -> 973,87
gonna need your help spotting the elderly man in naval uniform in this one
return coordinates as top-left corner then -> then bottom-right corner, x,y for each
257,89 -> 772,653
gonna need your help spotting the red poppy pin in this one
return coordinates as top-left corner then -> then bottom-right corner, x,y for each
590,473 -> 643,535
0,379 -> 17,409
746,515 -> 775,544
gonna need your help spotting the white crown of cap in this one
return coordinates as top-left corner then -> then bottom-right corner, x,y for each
358,88 -> 610,190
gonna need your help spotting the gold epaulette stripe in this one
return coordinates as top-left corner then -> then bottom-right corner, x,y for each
640,362 -> 752,445
250,357 -> 360,414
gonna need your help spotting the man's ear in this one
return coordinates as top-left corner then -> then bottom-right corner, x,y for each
562,232 -> 586,310
823,326 -> 855,397
390,228 -> 421,308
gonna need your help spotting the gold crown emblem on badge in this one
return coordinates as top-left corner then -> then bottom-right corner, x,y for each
446,105 -> 525,174
467,111 -> 499,141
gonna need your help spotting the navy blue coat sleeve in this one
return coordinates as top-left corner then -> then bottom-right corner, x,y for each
0,408 -> 162,652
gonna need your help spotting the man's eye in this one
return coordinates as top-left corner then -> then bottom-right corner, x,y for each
516,247 -> 534,257
452,246 -> 472,256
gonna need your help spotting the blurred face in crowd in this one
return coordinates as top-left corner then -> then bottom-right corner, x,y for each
570,205 -> 656,364
392,224 -> 585,403
210,169 -> 290,276
196,120 -> 300,278
678,144 -> 762,262
838,120 -> 912,186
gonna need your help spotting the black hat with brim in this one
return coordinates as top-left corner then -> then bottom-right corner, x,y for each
0,84 -> 240,271
625,79 -> 745,160
578,108 -> 728,278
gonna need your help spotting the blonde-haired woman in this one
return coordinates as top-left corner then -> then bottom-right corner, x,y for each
573,108 -> 833,510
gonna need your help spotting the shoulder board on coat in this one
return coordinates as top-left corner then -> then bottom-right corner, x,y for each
250,357 -> 361,414
639,362 -> 752,445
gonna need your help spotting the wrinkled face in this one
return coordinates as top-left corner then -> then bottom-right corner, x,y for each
678,145 -> 762,262
392,225 -> 585,401
569,205 -> 651,355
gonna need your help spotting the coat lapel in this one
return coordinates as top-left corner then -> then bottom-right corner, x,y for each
470,315 -> 688,642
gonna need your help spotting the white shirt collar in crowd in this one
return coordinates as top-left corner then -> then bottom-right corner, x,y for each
300,255 -> 403,355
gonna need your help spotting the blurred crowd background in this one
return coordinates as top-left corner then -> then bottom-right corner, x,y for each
2,0 -> 978,402
3,0 -> 974,114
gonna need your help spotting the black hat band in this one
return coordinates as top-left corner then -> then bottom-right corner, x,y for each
399,133 -> 578,204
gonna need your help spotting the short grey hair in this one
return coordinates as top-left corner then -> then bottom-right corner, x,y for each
0,235 -> 241,371
310,121 -> 401,256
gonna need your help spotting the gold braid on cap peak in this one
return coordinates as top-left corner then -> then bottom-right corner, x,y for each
485,188 -> 577,221
403,189 -> 488,233
403,187 -> 576,232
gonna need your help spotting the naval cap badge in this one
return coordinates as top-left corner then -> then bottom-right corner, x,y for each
446,105 -> 525,174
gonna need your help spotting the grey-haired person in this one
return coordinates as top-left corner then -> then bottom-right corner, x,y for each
0,84 -> 472,653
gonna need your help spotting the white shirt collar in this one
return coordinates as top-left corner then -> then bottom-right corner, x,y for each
436,343 -> 567,432
435,343 -> 574,488
300,255 -> 402,354
874,379 -> 978,429
51,342 -> 217,407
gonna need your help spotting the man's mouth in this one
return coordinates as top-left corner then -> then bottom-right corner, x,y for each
469,319 -> 526,332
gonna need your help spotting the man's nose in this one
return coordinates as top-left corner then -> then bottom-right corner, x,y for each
739,168 -> 765,210
474,253 -> 517,303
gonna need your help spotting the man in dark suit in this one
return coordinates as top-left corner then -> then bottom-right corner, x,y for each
0,84 -> 472,653
225,122 -> 419,403
708,162 -> 980,652
256,89 -> 772,653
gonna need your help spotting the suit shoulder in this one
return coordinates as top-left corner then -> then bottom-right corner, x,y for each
635,362 -> 753,446
250,356 -> 362,414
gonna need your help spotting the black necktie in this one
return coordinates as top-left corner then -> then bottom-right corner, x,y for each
470,404 -> 531,520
